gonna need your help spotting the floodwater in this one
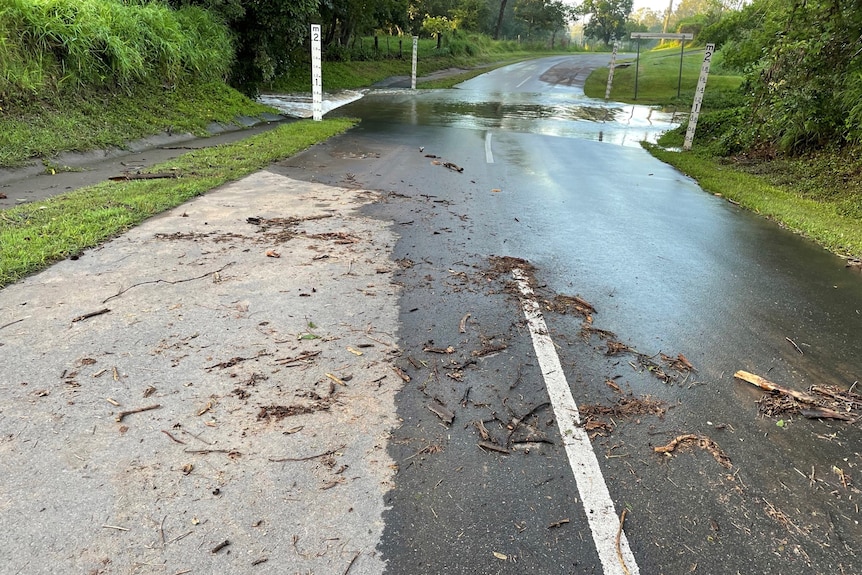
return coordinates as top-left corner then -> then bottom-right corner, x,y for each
260,61 -> 681,147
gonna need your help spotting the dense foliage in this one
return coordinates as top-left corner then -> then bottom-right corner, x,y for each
688,0 -> 862,155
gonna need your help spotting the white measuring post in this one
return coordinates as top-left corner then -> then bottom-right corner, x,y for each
411,36 -> 419,90
604,41 -> 618,100
683,43 -> 715,150
310,24 -> 323,121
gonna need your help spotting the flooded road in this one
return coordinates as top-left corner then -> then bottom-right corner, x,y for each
274,54 -> 862,574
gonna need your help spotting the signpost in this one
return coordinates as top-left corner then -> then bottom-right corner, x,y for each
411,36 -> 418,90
683,43 -> 715,151
311,24 -> 322,121
605,41 -> 618,100
629,32 -> 693,100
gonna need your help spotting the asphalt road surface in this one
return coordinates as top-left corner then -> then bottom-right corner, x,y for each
2,54 -> 860,575
273,55 -> 862,574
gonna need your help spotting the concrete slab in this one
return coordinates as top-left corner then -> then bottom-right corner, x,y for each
0,171 -> 402,574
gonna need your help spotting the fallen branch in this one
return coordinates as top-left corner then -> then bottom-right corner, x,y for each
102,262 -> 234,303
616,509 -> 631,575
71,308 -> 110,323
734,370 -> 819,404
478,441 -> 509,454
269,445 -> 344,463
800,406 -> 855,421
0,318 -> 25,331
785,337 -> 804,355
115,404 -> 161,422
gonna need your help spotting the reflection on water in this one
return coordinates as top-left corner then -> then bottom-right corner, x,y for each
330,89 -> 680,147
260,84 -> 682,147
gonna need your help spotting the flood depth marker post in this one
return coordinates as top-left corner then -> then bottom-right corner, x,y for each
311,24 -> 323,121
604,41 -> 618,100
411,36 -> 419,90
683,43 -> 715,151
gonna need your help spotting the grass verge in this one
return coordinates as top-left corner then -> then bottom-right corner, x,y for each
0,118 -> 356,287
267,50 -> 570,93
645,143 -> 862,259
583,46 -> 743,106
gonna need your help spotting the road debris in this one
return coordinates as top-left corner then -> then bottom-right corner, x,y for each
735,370 -> 862,421
427,402 -> 454,424
616,509 -> 631,575
478,441 -> 509,454
391,366 -> 411,382
581,395 -> 666,438
211,540 -> 230,553
269,445 -> 344,463
71,308 -> 111,323
459,313 -> 471,333
115,404 -> 161,422
654,434 -> 732,469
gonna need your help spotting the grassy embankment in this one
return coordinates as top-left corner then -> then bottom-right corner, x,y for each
584,46 -> 862,260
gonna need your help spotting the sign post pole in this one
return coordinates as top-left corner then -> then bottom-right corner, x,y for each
605,41 -> 618,100
310,24 -> 323,121
411,36 -> 419,90
683,43 -> 715,151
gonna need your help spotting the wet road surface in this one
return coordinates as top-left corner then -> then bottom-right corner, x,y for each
275,55 -> 862,574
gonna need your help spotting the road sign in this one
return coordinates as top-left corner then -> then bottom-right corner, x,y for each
683,43 -> 715,151
630,33 -> 694,40
311,24 -> 323,121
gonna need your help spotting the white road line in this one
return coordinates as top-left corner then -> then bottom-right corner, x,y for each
513,269 -> 640,575
516,75 -> 531,88
485,132 -> 494,164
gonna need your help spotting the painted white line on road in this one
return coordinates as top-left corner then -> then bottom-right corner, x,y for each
485,132 -> 494,164
513,269 -> 640,575
516,75 -> 531,88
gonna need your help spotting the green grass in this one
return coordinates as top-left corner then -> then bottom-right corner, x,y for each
584,45 -> 743,106
0,118 -> 356,287
0,81 -> 275,168
268,31 -> 576,93
0,0 -> 232,99
645,144 -> 862,259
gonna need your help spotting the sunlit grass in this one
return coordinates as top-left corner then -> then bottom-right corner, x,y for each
0,119 -> 357,287
584,45 -> 743,106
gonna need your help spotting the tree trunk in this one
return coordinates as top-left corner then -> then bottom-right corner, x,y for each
494,0 -> 508,40
436,33 -> 442,50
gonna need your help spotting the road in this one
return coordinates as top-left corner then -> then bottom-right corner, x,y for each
273,55 -> 862,574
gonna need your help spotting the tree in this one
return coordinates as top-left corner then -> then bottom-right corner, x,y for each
167,0 -> 319,95
493,0 -> 508,38
514,0 -> 573,45
422,15 -> 454,48
451,0 -> 489,31
580,0 -> 634,45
